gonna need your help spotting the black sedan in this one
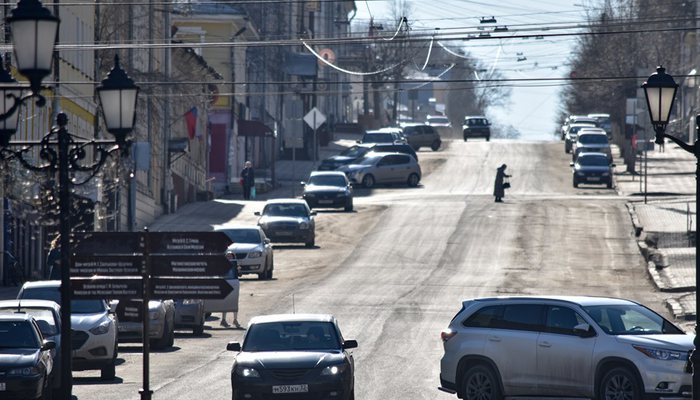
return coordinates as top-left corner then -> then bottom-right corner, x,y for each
570,151 -> 615,188
0,314 -> 55,400
255,199 -> 316,247
317,144 -> 374,171
302,171 -> 353,211
227,314 -> 357,400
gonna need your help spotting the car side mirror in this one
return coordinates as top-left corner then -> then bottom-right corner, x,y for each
610,163 -> 616,168
310,211 -> 317,216
569,162 -> 575,167
573,323 -> 595,338
343,339 -> 358,349
226,342 -> 242,352
42,340 -> 56,351
254,211 -> 261,216
264,238 -> 271,245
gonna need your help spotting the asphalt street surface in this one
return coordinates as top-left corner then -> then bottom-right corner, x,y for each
73,139 -> 669,400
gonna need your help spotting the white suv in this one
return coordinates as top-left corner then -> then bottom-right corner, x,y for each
439,296 -> 693,400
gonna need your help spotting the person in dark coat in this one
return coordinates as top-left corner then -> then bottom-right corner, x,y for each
46,234 -> 61,280
493,164 -> 511,203
241,161 -> 255,200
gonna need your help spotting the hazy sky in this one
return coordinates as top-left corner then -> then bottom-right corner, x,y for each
353,0 -> 592,140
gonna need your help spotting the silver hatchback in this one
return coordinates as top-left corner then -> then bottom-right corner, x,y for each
439,296 -> 693,400
338,152 -> 421,188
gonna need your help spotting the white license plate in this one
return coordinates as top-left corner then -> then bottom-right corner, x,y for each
272,384 -> 308,394
0,382 -> 6,391
318,200 -> 333,204
586,177 -> 600,182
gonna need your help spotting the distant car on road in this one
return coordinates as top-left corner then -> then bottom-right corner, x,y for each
17,280 -> 118,380
561,115 -> 599,140
216,225 -> 274,279
573,130 -> 611,161
400,123 -> 442,151
226,313 -> 358,400
339,152 -> 421,188
255,199 -> 316,247
426,115 -> 452,128
0,313 -> 55,400
571,152 -> 615,188
370,142 -> 418,160
439,295 -> 693,400
302,171 -> 354,212
462,116 -> 491,141
318,144 -> 375,171
357,130 -> 404,145
564,122 -> 597,153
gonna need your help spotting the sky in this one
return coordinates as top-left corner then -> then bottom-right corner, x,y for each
353,0 -> 593,141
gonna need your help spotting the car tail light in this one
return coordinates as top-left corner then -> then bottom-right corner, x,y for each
441,329 -> 457,342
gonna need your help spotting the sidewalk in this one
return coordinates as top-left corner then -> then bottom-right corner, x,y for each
619,140 -> 698,320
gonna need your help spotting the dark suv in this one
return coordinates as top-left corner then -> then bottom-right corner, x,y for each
462,116 -> 491,141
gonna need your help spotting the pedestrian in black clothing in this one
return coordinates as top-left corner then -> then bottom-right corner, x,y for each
241,161 -> 255,200
494,164 -> 511,203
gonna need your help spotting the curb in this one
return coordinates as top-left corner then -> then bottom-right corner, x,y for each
646,260 -> 696,293
625,202 -> 643,237
665,294 -> 697,320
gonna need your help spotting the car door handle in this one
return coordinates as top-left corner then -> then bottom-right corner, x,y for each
538,341 -> 552,348
488,336 -> 501,342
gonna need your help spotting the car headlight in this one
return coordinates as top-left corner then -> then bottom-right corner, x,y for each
248,251 -> 262,258
321,364 -> 348,376
633,346 -> 685,361
299,221 -> 309,230
235,366 -> 261,378
9,367 -> 40,376
89,320 -> 111,335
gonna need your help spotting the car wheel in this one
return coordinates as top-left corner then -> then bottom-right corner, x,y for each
166,318 -> 175,347
152,317 -> 173,349
193,312 -> 205,336
362,174 -> 375,188
573,177 -> 579,188
461,365 -> 502,400
431,140 -> 441,151
42,374 -> 52,400
607,179 -> 613,189
486,135 -> 490,142
344,199 -> 353,212
599,367 -> 641,400
101,362 -> 116,381
407,173 -> 420,187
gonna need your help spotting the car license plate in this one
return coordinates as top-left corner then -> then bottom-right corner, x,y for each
275,231 -> 293,236
318,200 -> 333,204
0,382 -> 6,391
272,384 -> 308,394
586,177 -> 600,182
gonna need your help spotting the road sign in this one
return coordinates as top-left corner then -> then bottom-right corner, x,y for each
71,255 -> 144,277
71,277 -> 143,299
148,232 -> 232,254
115,300 -> 143,322
150,278 -> 233,299
73,232 -> 144,255
151,254 -> 232,277
304,107 -> 326,130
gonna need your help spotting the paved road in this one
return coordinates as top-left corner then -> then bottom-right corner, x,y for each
72,139 -> 669,400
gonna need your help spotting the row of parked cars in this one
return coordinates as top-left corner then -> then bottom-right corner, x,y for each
561,113 -> 616,188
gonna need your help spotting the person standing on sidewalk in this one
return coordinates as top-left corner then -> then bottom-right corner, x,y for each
493,164 -> 511,203
241,161 -> 255,200
220,254 -> 241,328
46,234 -> 61,280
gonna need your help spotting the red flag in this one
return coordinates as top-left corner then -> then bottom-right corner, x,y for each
185,107 -> 198,140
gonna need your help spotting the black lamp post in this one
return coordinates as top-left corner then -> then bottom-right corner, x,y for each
642,66 -> 699,399
0,2 -> 139,400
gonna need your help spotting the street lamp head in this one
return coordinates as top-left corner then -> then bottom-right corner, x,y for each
6,0 -> 59,95
642,66 -> 678,145
0,60 -> 22,146
97,55 -> 139,149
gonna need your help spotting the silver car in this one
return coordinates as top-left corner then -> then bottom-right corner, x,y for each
339,152 -> 421,188
110,299 -> 176,350
17,280 -> 118,380
439,296 -> 693,400
216,225 -> 274,280
573,129 -> 611,161
564,123 -> 597,153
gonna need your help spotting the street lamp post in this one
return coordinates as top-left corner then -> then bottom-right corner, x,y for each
642,66 -> 700,398
0,2 -> 139,400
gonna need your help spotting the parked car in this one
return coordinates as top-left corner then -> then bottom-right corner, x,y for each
564,122 -> 597,153
462,116 -> 491,141
561,115 -> 599,139
216,225 -> 274,279
357,130 -> 403,144
110,299 -> 175,350
302,171 -> 354,212
318,144 -> 375,171
588,113 -> 612,138
173,299 -> 205,336
255,199 -> 316,247
439,295 -> 693,400
571,152 -> 615,188
401,123 -> 442,150
338,152 -> 421,188
226,313 -> 357,400
17,280 -> 118,380
0,299 -> 62,396
0,314 -> 55,400
370,142 -> 418,161
376,127 -> 408,143
573,130 -> 611,161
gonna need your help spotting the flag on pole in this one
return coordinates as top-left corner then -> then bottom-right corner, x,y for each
185,107 -> 198,140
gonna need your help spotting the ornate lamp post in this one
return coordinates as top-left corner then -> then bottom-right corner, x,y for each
0,2 -> 139,400
642,66 -> 699,399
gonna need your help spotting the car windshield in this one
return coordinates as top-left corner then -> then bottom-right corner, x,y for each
19,288 -> 106,314
308,175 -> 346,187
429,117 -> 449,124
577,154 -> 609,166
0,308 -> 57,337
243,321 -> 341,351
578,135 -> 608,144
362,133 -> 394,143
338,146 -> 369,158
0,321 -> 40,348
583,304 -> 684,335
263,203 -> 308,217
466,118 -> 487,126
218,229 -> 261,244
